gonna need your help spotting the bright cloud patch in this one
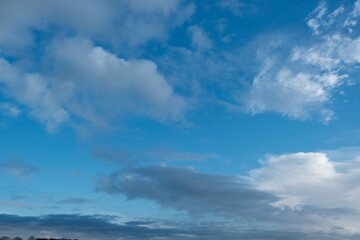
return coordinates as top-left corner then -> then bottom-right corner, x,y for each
250,152 -> 360,211
51,37 -> 186,125
97,154 -> 360,235
0,38 -> 186,131
246,65 -> 342,122
0,0 -> 192,131
244,0 -> 360,123
249,151 -> 360,233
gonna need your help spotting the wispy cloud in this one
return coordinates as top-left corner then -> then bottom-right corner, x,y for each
0,103 -> 21,117
243,0 -> 360,123
0,160 -> 40,177
93,146 -> 219,165
57,198 -> 92,205
188,25 -> 213,51
218,0 -> 245,16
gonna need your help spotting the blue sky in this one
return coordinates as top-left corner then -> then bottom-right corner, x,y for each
1,0 -> 360,239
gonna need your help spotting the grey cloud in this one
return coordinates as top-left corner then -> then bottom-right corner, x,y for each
0,160 -> 40,177
93,146 -> 218,165
57,198 -> 91,205
96,164 -> 360,233
1,213 -> 359,240
0,213 -> 248,240
0,201 -> 28,208
0,214 -> 189,240
11,195 -> 31,200
96,165 -> 279,218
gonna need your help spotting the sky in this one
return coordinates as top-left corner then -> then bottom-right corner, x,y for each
1,0 -> 360,239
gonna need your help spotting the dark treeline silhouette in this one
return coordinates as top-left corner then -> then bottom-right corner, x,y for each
1,237 -> 77,240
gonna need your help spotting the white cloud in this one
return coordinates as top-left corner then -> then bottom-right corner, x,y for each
245,58 -> 345,122
291,34 -> 360,70
188,25 -> 213,51
250,151 -> 360,212
0,0 -> 193,131
52,37 -> 186,123
344,0 -> 360,31
0,0 -> 115,54
0,37 -> 186,131
219,0 -> 244,16
306,1 -> 327,35
0,59 -> 68,131
0,102 -> 21,117
249,150 -> 360,233
244,0 -> 360,123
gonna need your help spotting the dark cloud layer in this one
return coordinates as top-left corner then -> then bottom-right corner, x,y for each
96,164 -> 357,231
0,214 -> 186,240
1,213 -> 359,240
97,165 -> 278,218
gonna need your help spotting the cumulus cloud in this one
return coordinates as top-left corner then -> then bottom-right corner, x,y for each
250,151 -> 360,233
51,37 -> 186,124
0,59 -> 69,131
250,151 -> 360,209
0,37 -> 186,131
0,0 -> 193,55
0,0 -> 192,132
